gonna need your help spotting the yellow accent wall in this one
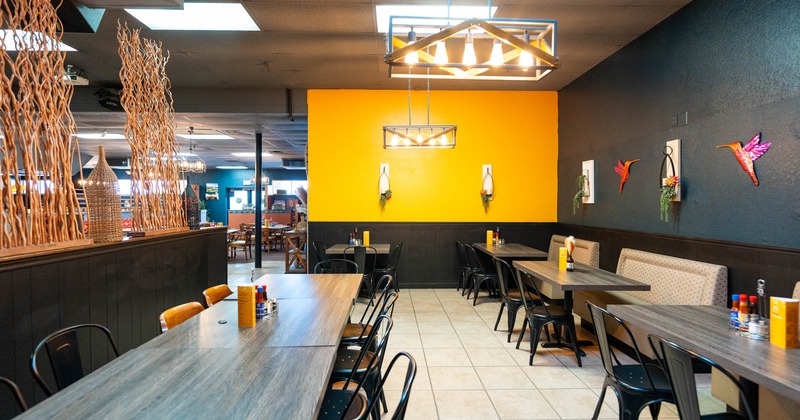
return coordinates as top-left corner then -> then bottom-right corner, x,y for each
308,89 -> 558,222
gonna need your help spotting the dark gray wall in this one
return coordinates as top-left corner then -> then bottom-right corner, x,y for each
558,0 -> 800,249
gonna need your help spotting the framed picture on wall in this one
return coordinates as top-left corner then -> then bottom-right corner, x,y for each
205,183 -> 219,200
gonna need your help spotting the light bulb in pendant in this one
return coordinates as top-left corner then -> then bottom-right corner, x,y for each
434,40 -> 448,65
415,132 -> 423,145
390,134 -> 399,147
489,38 -> 504,66
462,30 -> 476,66
404,29 -> 418,65
519,32 -> 533,69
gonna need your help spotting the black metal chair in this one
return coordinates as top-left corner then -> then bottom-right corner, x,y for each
463,244 -> 499,306
314,258 -> 359,274
326,314 -> 394,419
648,334 -> 754,420
372,241 -> 403,291
1,376 -> 28,413
319,351 -> 417,420
492,257 -> 550,343
313,240 -> 331,271
344,245 -> 378,299
455,241 -> 473,294
341,275 -> 396,348
514,270 -> 582,367
587,303 -> 672,420
31,323 -> 120,397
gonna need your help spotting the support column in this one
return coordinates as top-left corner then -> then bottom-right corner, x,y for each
255,132 -> 263,268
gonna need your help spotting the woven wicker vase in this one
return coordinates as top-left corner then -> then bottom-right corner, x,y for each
85,146 -> 123,242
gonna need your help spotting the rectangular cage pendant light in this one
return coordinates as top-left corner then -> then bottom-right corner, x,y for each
385,16 -> 558,82
383,125 -> 456,149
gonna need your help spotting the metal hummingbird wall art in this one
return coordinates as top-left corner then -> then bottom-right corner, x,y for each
716,132 -> 771,186
614,159 -> 639,193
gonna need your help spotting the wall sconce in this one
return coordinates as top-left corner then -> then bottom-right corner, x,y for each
581,160 -> 595,204
661,139 -> 681,201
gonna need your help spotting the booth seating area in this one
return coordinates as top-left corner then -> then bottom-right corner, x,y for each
573,248 -> 728,355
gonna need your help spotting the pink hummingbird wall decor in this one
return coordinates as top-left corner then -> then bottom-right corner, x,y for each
614,159 -> 639,193
716,132 -> 771,186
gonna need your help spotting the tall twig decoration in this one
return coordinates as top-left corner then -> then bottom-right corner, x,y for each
117,21 -> 186,233
0,0 -> 87,251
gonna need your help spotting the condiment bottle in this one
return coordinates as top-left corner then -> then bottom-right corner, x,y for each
738,294 -> 749,334
255,286 -> 265,320
730,294 -> 740,331
748,295 -> 759,338
566,253 -> 574,272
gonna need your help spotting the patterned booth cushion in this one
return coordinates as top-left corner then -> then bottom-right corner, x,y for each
616,249 -> 728,307
546,235 -> 600,268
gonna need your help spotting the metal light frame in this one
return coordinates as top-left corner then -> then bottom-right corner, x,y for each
385,16 -> 558,81
383,125 -> 456,149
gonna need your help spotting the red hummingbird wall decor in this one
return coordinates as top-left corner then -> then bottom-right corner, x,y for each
614,159 -> 639,193
716,132 -> 771,186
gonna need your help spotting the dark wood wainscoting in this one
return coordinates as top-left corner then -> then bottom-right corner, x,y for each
308,222 -> 559,289
559,224 -> 800,299
0,228 -> 227,418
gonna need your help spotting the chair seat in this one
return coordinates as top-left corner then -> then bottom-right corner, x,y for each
507,289 -> 540,302
527,305 -> 570,319
318,389 -> 367,420
342,323 -> 372,341
611,364 -> 672,393
332,348 -> 374,376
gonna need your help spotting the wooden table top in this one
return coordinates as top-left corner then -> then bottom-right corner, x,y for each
327,243 -> 391,255
513,260 -> 650,292
609,304 -> 800,401
473,242 -> 547,259
19,274 -> 362,419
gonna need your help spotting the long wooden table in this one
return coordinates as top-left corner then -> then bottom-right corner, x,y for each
609,304 -> 800,417
19,274 -> 362,419
513,260 -> 650,352
473,242 -> 548,259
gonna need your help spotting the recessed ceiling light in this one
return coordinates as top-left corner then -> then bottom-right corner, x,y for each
74,132 -> 126,140
231,152 -> 273,157
126,3 -> 259,31
216,165 -> 248,170
1,29 -> 76,51
176,133 -> 234,140
375,5 -> 497,33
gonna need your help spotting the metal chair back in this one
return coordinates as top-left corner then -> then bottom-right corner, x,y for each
313,258 -> 358,274
1,376 -> 27,412
31,324 -> 120,396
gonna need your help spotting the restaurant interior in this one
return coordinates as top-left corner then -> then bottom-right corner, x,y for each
1,0 -> 799,419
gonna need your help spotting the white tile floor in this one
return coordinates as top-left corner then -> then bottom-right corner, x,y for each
226,259 -> 726,419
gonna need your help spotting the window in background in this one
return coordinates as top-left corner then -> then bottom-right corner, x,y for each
229,190 -> 249,211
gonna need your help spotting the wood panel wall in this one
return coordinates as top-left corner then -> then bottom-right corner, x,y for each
0,228 -> 227,418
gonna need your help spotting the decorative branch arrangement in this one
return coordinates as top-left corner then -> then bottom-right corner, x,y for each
0,0 -> 88,252
117,22 -> 186,234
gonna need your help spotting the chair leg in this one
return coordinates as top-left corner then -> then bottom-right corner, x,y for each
647,401 -> 662,419
516,318 -> 527,349
506,303 -> 519,343
528,321 -> 544,366
494,302 -> 505,331
591,381 -> 609,420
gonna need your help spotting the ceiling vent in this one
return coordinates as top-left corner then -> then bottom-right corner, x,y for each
281,158 -> 305,170
106,157 -> 131,169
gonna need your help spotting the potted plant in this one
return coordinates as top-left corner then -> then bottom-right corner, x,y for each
480,189 -> 491,213
379,189 -> 392,210
660,175 -> 679,222
198,200 -> 209,223
573,174 -> 588,215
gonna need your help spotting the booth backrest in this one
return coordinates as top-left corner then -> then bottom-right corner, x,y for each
546,235 -> 600,267
615,248 -> 727,306
793,282 -> 800,300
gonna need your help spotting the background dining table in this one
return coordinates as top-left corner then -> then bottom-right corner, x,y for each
17,273 -> 362,419
326,243 -> 391,255
473,242 -> 548,260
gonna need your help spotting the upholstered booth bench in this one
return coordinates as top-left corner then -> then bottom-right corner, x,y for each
573,248 -> 728,355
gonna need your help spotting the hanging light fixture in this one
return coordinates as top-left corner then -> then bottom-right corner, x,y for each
384,4 -> 558,82
383,77 -> 456,149
403,28 -> 419,64
178,127 -> 206,173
